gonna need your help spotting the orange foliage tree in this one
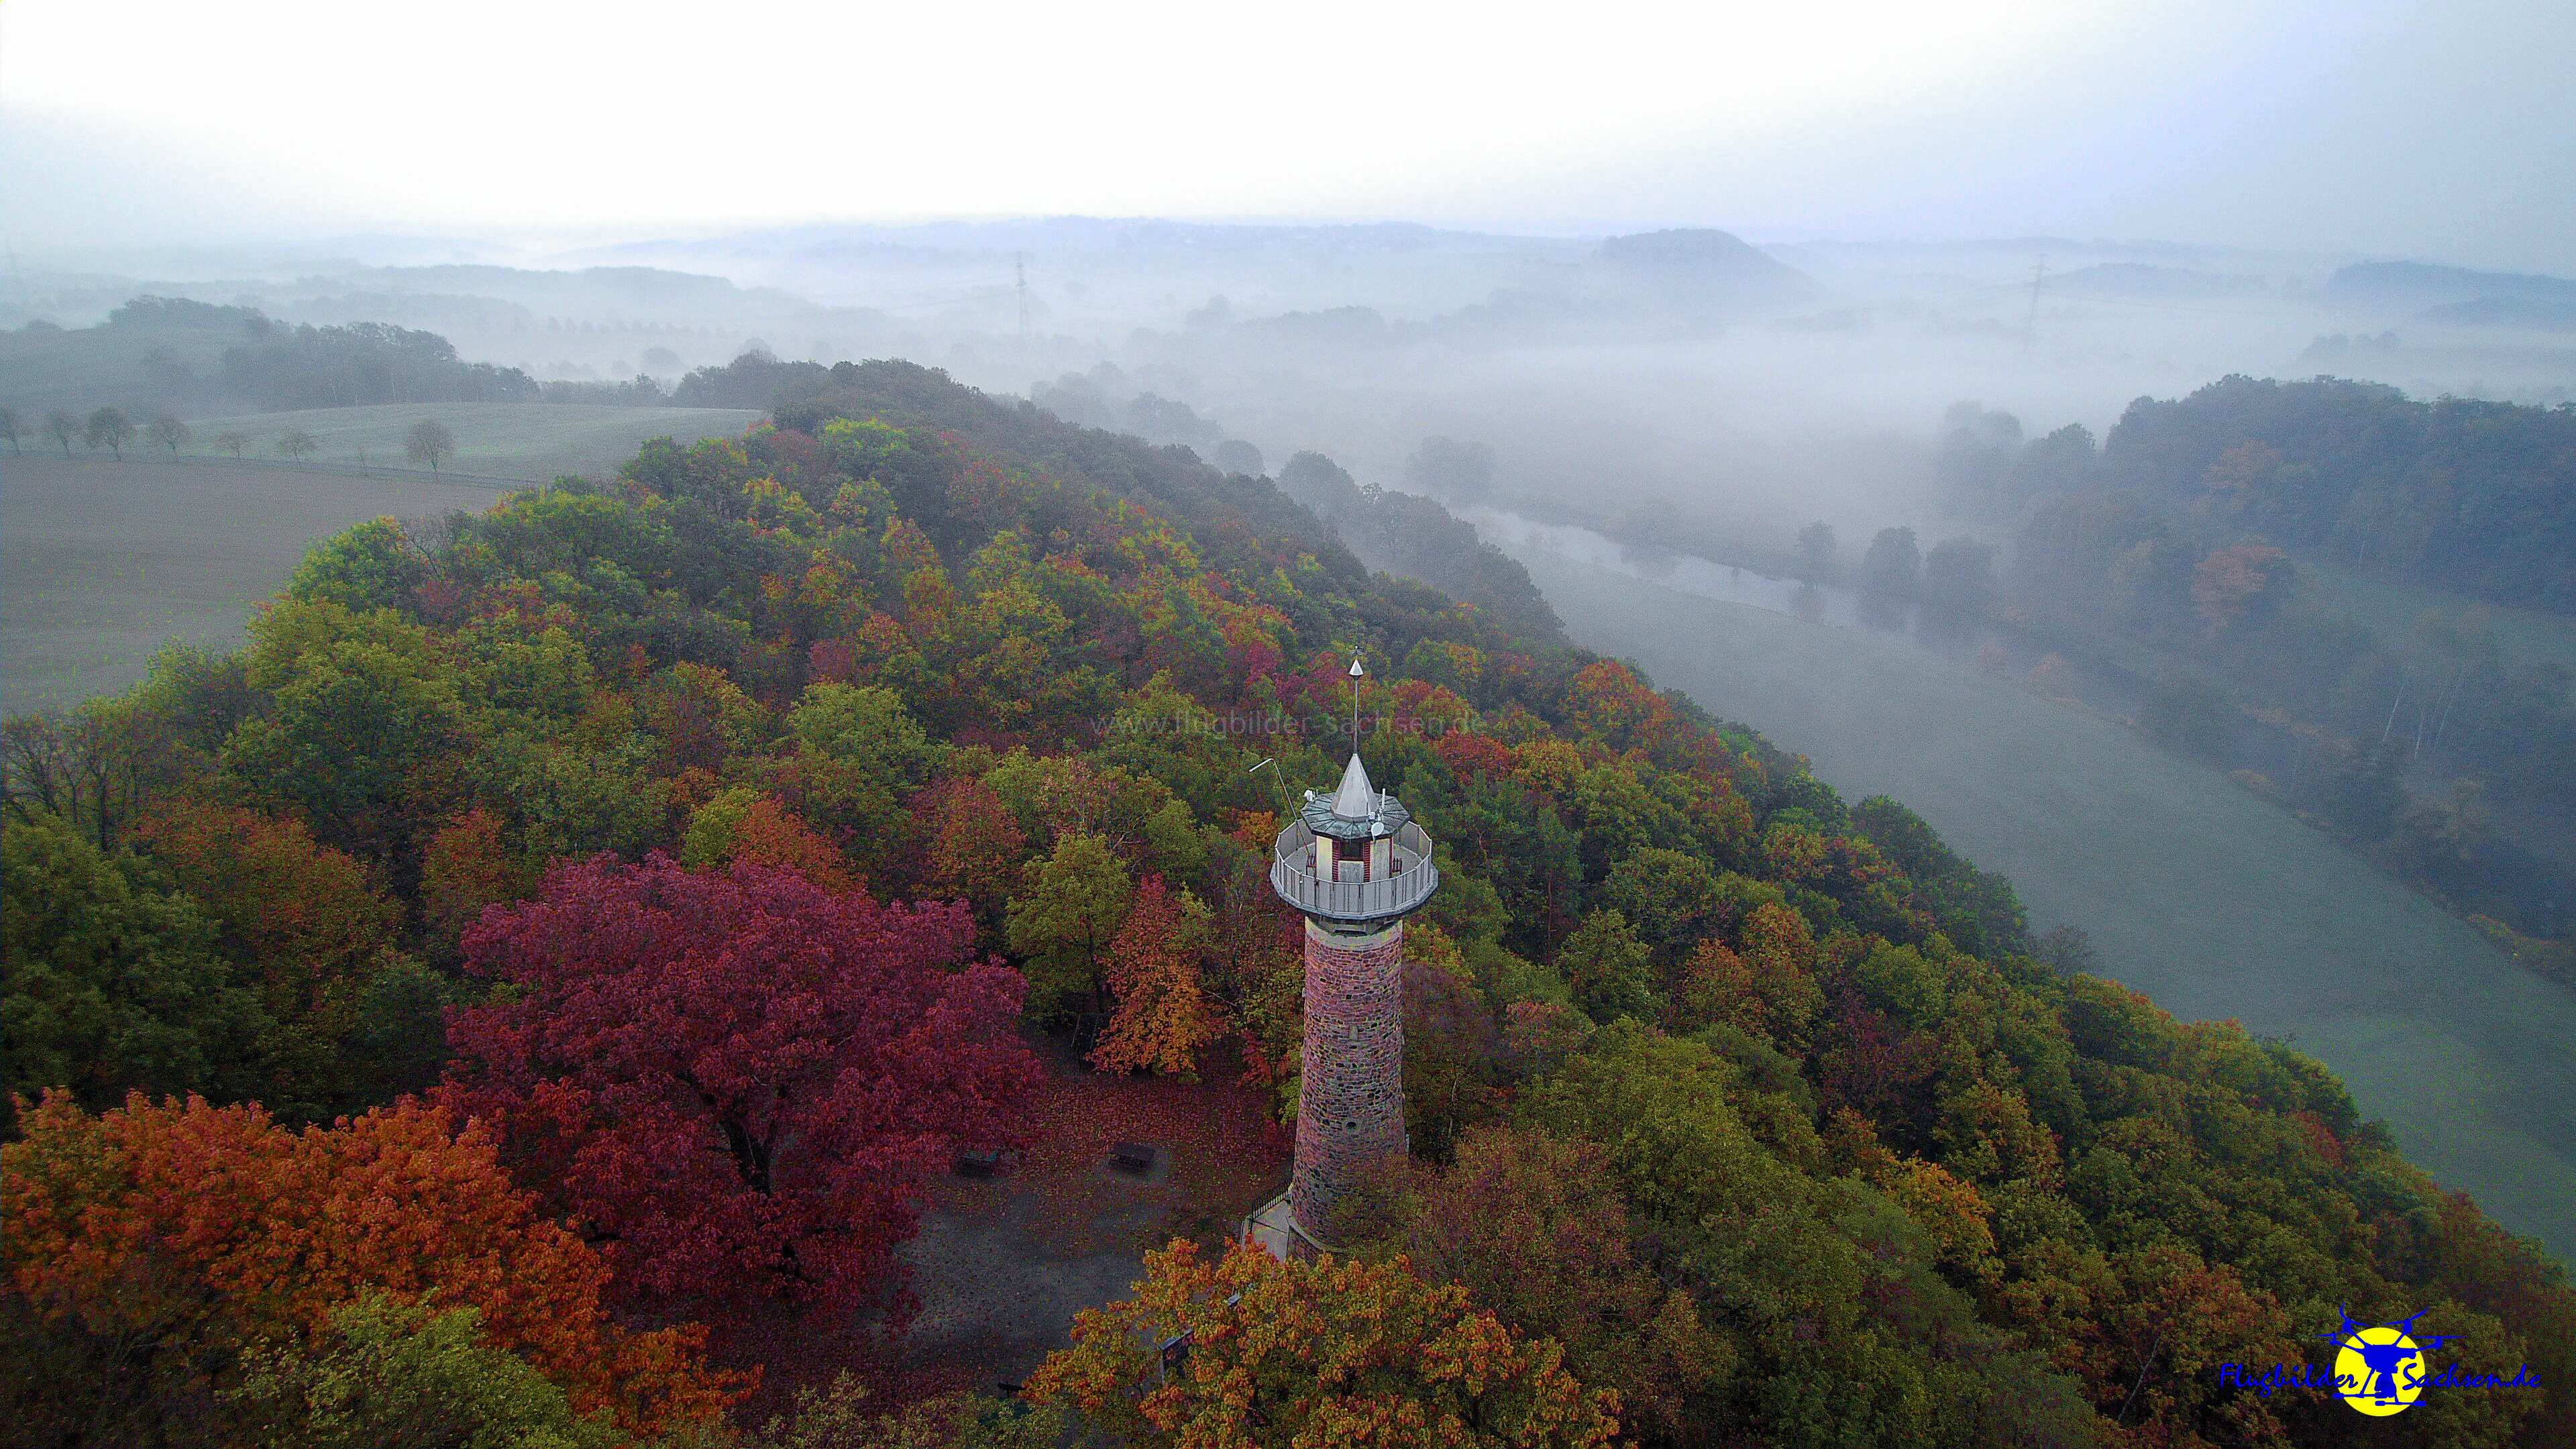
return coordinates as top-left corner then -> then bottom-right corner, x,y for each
1024,1236 -> 1619,1449
132,801 -> 411,1111
134,801 -> 399,998
726,795 -> 859,893
684,790 -> 859,894
1,1089 -> 747,1439
1088,874 -> 1220,1077
421,806 -> 537,947
920,775 -> 1026,927
2190,544 -> 2289,633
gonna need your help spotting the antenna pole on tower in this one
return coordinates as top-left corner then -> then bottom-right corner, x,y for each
1348,655 -> 1365,761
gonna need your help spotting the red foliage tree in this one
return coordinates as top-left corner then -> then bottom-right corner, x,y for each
439,854 -> 1040,1309
2,1089 -> 745,1438
1432,728 -> 1512,785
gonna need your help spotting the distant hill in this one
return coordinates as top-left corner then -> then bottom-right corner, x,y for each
2050,263 -> 2268,299
1590,228 -> 1819,309
2324,260 -> 2576,307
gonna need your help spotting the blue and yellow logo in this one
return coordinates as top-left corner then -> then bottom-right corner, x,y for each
2320,1305 -> 2457,1417
2217,1305 -> 2538,1411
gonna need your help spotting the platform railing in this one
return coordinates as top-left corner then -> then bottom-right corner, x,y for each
1269,819 -> 1439,924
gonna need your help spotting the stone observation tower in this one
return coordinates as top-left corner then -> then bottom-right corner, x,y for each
1247,679 -> 1440,1255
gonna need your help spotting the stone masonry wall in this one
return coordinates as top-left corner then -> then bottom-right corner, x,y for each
1290,918 -> 1407,1248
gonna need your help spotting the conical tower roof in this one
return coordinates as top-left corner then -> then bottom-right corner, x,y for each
1330,752 -> 1377,819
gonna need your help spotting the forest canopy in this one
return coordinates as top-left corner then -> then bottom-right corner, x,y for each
4,360 -> 2570,1448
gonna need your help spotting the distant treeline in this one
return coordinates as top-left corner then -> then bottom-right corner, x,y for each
1949,376 -> 2576,612
107,296 -> 541,409
673,349 -> 828,409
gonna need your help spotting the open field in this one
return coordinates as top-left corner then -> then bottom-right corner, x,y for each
174,402 -> 761,481
1515,545 -> 2576,1260
2,457 -> 504,715
2296,554 -> 2576,673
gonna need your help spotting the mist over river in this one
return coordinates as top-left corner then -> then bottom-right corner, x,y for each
1513,543 -> 2576,1260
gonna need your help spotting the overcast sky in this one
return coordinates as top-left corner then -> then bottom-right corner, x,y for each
5,0 -> 2571,271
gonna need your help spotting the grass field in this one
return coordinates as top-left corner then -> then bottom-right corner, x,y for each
2,458 -> 506,715
1515,545 -> 2576,1261
2295,554 -> 2576,673
176,402 -> 761,482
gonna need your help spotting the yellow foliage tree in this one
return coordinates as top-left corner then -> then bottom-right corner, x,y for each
1024,1237 -> 1619,1449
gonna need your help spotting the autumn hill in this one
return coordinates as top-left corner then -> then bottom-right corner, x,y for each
3,360 -> 2571,1448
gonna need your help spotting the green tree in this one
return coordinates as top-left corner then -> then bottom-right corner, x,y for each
1795,521 -> 1836,579
1005,831 -> 1132,1020
1603,847 -> 1725,961
777,682 -> 938,859
278,429 -> 319,467
144,413 -> 191,461
1,813 -> 264,1114
1862,526 -> 1921,594
216,429 -> 252,459
1407,1124 -> 1732,1442
85,406 -> 136,459
288,518 -> 426,614
227,1293 -> 616,1449
1,700 -> 191,851
221,600 -> 469,834
405,419 -> 457,474
1521,1022 -> 2097,1448
1554,908 -> 1657,1023
42,408 -> 78,456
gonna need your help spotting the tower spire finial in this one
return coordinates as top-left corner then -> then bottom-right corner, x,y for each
1348,654 -> 1364,763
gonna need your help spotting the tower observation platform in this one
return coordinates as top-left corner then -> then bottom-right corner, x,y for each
1266,754 -> 1440,926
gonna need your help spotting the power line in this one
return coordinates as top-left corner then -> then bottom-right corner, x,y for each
2024,254 -> 2048,337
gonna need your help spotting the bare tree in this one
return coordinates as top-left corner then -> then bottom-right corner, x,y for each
215,429 -> 251,460
0,406 -> 23,454
85,406 -> 136,460
276,429 -> 318,468
44,409 -> 79,455
2,707 -> 186,851
145,414 -> 191,461
405,418 -> 457,474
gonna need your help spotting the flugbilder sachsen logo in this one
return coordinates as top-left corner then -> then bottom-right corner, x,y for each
2324,1306 -> 2455,1416
2216,1304 -> 2542,1417
2215,1299 -> 2534,1413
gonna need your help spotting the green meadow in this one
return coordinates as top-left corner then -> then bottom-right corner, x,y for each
1515,545 -> 2576,1261
2295,553 -> 2576,674
177,402 -> 761,481
1,458 -> 506,714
